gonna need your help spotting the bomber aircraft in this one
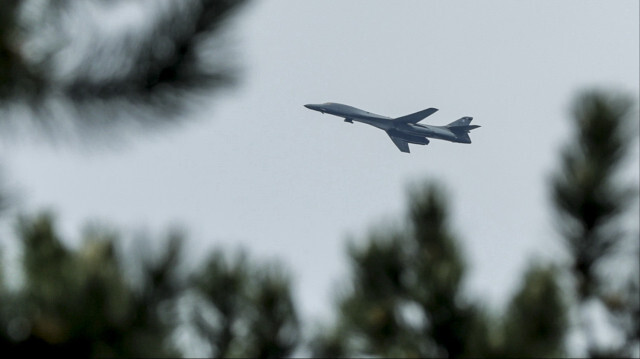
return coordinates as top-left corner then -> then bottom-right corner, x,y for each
304,102 -> 480,153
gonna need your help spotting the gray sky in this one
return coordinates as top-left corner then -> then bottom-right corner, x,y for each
3,0 -> 639,328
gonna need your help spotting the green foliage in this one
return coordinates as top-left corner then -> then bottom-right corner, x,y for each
0,213 -> 301,358
0,1 -> 40,101
311,183 -> 479,358
0,0 -> 249,139
311,184 -> 570,358
1,212 -> 182,357
551,90 -> 637,299
191,250 -> 300,358
463,265 -> 568,358
550,90 -> 639,357
501,264 -> 567,357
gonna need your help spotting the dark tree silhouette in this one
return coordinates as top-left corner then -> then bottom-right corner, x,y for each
1,0 -> 248,140
310,183 -> 567,358
550,90 -> 639,357
191,249 -> 300,358
0,213 -> 302,358
0,212 -> 183,357
0,167 -> 7,214
500,264 -> 568,357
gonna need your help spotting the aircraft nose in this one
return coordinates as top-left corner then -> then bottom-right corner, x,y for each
305,104 -> 326,114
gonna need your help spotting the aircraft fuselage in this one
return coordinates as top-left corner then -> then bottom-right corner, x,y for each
304,103 -> 464,143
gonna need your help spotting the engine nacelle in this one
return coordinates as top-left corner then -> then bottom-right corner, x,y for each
388,129 -> 430,145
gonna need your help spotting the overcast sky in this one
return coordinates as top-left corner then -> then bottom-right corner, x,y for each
3,0 -> 639,327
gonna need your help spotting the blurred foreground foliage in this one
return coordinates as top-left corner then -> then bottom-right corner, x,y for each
0,0 -> 248,141
0,213 -> 299,357
309,184 -> 567,358
0,1 -> 638,357
1,214 -> 183,357
551,90 -> 639,357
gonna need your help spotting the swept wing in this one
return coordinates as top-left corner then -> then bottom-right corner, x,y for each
394,108 -> 438,124
387,133 -> 411,153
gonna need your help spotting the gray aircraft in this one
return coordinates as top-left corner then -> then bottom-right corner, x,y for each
304,102 -> 480,153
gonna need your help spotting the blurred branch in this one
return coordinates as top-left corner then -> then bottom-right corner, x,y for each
191,249 -> 300,358
2,213 -> 185,357
550,89 -> 639,357
501,264 -> 568,357
1,0 -> 249,141
63,0 -> 245,103
551,90 -> 636,299
313,182 -> 479,358
0,165 -> 8,215
0,1 -> 43,101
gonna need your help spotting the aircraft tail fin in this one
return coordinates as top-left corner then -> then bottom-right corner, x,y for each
447,117 -> 480,132
446,117 -> 480,143
446,116 -> 473,128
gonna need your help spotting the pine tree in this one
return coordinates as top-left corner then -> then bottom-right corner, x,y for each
500,264 -> 567,357
191,249 -> 300,358
0,0 -> 248,139
311,182 -> 569,358
550,90 -> 638,357
311,183 -> 477,357
0,212 -> 183,357
1,213 -> 302,358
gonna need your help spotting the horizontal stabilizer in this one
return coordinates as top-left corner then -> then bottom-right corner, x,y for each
449,124 -> 480,139
394,108 -> 438,124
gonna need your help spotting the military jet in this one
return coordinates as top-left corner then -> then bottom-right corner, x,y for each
304,102 -> 480,153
